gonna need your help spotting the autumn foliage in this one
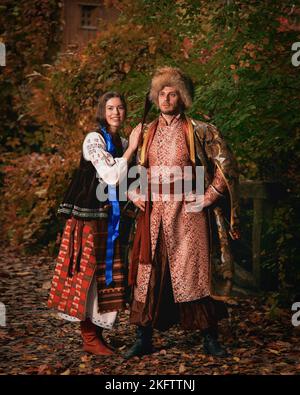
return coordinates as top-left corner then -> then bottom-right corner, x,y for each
0,0 -> 62,154
1,1 -> 300,290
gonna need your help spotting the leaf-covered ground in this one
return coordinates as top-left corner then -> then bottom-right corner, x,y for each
0,248 -> 299,375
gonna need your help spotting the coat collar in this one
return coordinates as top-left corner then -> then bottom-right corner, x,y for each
139,114 -> 195,166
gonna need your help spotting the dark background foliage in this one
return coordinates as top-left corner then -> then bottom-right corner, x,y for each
1,0 -> 299,295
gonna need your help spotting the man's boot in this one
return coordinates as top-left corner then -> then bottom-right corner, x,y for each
80,318 -> 114,356
202,327 -> 228,357
123,325 -> 153,359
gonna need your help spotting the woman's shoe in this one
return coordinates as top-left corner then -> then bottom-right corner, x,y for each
95,326 -> 115,352
80,318 -> 114,356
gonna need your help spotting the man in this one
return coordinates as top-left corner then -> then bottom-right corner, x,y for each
125,67 -> 240,358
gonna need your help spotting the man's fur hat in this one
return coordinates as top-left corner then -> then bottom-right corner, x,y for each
149,66 -> 194,110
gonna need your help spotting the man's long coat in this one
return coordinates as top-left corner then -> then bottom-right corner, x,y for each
128,115 -> 240,301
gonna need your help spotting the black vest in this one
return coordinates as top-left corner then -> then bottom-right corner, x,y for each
57,130 -> 124,220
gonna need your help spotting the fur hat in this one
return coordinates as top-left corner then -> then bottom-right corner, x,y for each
149,66 -> 194,109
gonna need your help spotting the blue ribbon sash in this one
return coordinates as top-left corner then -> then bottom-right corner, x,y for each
100,126 -> 120,286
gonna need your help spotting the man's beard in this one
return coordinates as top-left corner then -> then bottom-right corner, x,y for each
160,106 -> 181,116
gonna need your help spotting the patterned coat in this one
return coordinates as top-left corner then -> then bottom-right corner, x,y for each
130,114 -> 239,303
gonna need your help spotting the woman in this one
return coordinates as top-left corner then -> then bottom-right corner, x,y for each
47,92 -> 141,355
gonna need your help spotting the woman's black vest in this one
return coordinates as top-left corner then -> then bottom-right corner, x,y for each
57,129 -> 124,220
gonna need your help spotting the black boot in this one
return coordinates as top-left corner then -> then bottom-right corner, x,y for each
123,325 -> 153,359
202,328 -> 228,357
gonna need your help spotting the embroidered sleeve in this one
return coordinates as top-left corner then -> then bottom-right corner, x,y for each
83,131 -> 127,185
204,167 -> 227,205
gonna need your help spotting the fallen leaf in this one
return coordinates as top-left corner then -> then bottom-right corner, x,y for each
267,349 -> 280,355
61,369 -> 71,375
42,281 -> 51,290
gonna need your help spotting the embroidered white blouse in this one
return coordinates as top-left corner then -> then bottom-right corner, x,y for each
82,131 -> 128,185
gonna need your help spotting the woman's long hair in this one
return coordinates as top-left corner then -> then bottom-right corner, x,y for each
96,91 -> 127,128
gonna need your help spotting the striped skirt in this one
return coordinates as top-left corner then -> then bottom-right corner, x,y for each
47,217 -> 127,322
